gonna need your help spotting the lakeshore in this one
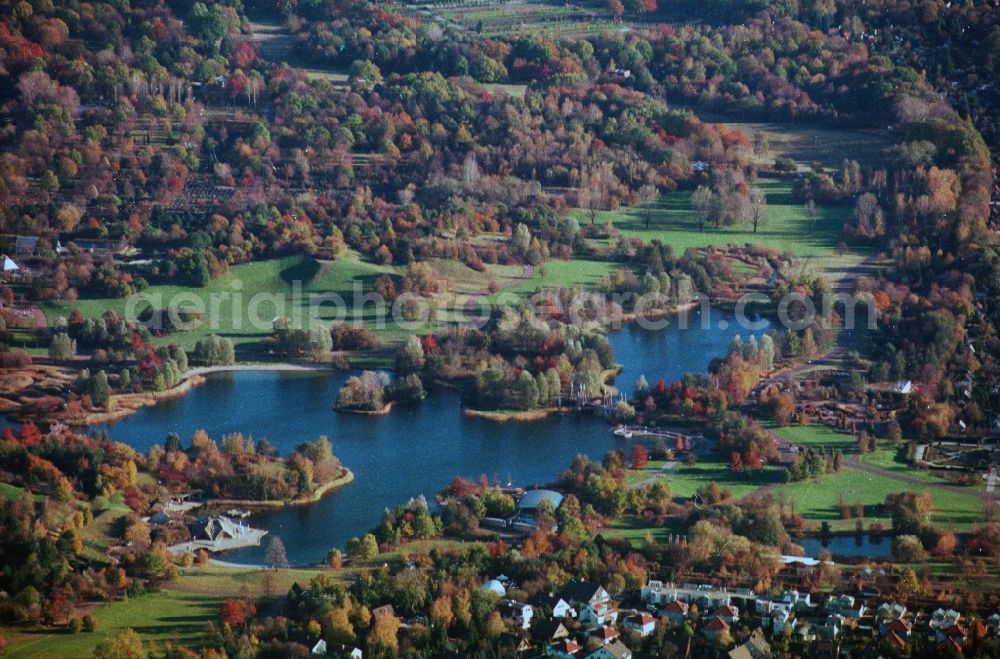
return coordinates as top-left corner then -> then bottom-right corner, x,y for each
91,308 -> 772,565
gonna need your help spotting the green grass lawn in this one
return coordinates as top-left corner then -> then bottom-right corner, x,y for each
580,179 -> 856,259
624,460 -> 669,486
659,455 -> 781,500
602,515 -> 688,546
768,469 -> 985,532
860,447 -> 959,485
498,257 -> 618,297
4,591 -> 224,658
767,423 -> 858,453
43,252 -> 397,355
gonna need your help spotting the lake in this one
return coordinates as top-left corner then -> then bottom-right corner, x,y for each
100,308 -> 769,565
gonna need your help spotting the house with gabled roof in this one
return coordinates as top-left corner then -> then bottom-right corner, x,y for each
703,616 -> 731,640
622,613 -> 656,637
585,638 -> 632,659
547,638 -> 583,658
714,605 -> 740,625
499,599 -> 533,630
560,579 -> 609,608
727,630 -> 770,659
590,625 -> 620,644
498,632 -> 532,653
533,620 -> 570,644
663,600 -> 689,624
530,592 -> 576,618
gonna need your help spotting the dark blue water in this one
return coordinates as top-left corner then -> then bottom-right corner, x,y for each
96,308 -> 769,564
799,534 -> 893,558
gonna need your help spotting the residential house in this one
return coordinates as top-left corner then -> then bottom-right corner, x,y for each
794,621 -> 816,643
931,608 -> 961,632
662,600 -> 689,624
986,613 -> 1000,635
727,630 -> 771,659
327,644 -> 363,659
547,638 -> 583,659
703,617 -> 731,641
585,638 -> 632,659
818,614 -> 842,639
2,255 -> 19,275
499,599 -> 533,630
561,579 -> 609,609
714,605 -> 740,625
533,620 -> 570,644
579,599 -> 617,627
780,590 -> 811,609
876,602 -> 907,623
622,613 -> 657,637
498,633 -> 532,654
827,595 -> 864,619
937,623 -> 968,645
881,618 -> 912,640
530,592 -> 576,618
371,604 -> 395,619
14,236 -> 38,256
590,626 -> 621,645
768,607 -> 795,635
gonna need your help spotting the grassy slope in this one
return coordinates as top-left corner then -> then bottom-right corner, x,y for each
42,252 -> 396,354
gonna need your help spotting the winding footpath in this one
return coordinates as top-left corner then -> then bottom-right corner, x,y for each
461,263 -> 536,319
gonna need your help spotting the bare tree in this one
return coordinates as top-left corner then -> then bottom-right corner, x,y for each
804,199 -> 819,229
691,185 -> 714,232
749,188 -> 768,233
579,163 -> 616,225
638,184 -> 660,229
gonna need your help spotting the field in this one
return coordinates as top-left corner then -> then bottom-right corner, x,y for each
3,590 -> 225,658
767,423 -> 858,453
585,179 -> 856,260
637,454 -> 781,500
699,118 -> 894,171
42,252 -> 397,354
767,469 -> 985,532
411,0 -> 623,37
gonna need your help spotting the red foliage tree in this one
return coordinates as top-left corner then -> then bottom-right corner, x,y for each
631,444 -> 649,470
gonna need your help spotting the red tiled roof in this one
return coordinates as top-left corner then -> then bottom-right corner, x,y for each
592,626 -> 620,640
706,617 -> 731,632
889,618 -> 911,632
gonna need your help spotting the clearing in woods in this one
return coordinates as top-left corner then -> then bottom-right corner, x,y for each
249,19 -> 349,84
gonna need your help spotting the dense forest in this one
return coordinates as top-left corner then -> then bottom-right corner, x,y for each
1,0 -> 1000,655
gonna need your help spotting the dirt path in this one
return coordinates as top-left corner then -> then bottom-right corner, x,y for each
461,263 -> 535,317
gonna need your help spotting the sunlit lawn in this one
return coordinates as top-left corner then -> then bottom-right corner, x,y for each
768,469 -> 984,532
580,179 -> 858,259
4,591 -> 224,658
